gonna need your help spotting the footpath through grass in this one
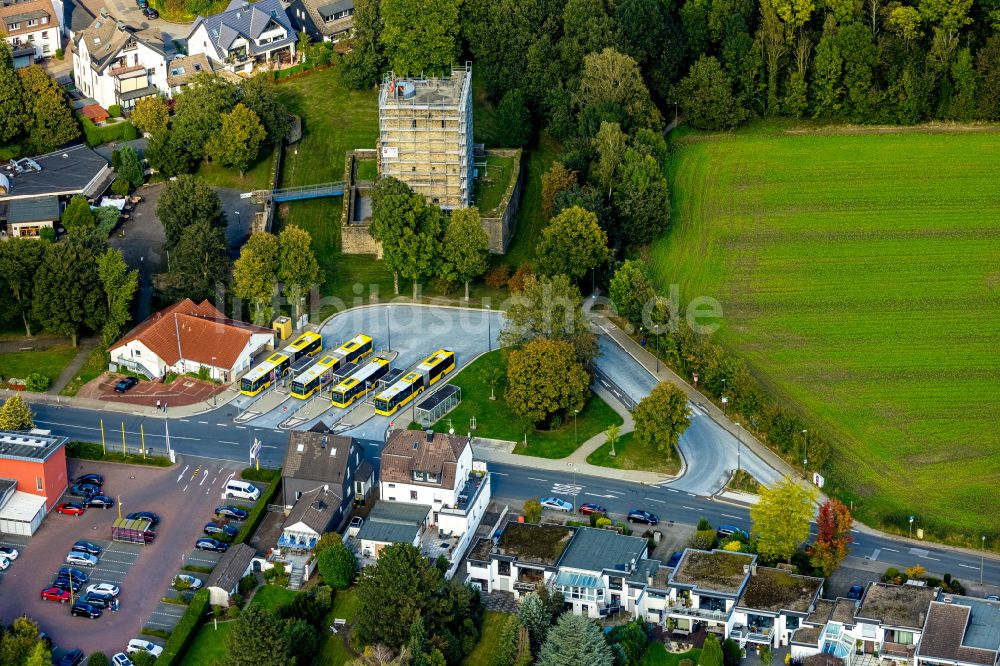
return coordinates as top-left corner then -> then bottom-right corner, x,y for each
653,125 -> 1000,539
586,432 -> 680,476
432,350 -> 623,458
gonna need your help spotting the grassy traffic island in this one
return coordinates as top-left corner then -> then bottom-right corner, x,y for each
586,432 -> 680,476
431,350 -> 623,459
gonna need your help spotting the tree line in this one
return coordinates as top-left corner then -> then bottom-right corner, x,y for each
0,42 -> 79,155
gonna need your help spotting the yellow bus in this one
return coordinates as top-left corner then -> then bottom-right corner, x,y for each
240,352 -> 291,396
330,334 -> 374,368
331,358 -> 391,408
290,354 -> 340,400
286,331 -> 323,361
373,372 -> 425,416
416,349 -> 455,387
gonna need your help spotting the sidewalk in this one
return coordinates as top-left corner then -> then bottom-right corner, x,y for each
48,336 -> 99,395
564,383 -> 635,464
1,383 -> 241,419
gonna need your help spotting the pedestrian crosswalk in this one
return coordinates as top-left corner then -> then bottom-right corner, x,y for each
552,483 -> 582,496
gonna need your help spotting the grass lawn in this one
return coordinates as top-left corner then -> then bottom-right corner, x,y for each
503,132 -> 560,267
431,350 -> 623,458
473,154 -> 515,216
586,432 -> 680,475
314,586 -> 362,665
652,125 -> 1000,540
356,158 -> 378,181
61,348 -> 108,396
250,584 -> 299,613
0,346 -> 78,387
180,621 -> 233,666
462,611 -> 510,666
641,645 -> 701,666
194,152 -> 274,192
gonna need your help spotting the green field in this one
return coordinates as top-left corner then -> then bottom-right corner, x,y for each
0,346 -> 78,387
586,432 -> 680,476
652,126 -> 1000,540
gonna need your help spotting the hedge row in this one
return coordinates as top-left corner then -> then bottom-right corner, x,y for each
79,115 -> 138,147
239,466 -> 280,484
158,588 -> 210,665
234,476 -> 281,545
66,441 -> 173,467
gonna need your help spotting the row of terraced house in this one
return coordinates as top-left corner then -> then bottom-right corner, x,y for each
467,524 -> 1000,666
70,0 -> 354,111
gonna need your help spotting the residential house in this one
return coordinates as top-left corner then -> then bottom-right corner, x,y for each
204,543 -> 256,606
467,523 -> 574,598
1,0 -> 60,65
187,0 -> 295,76
662,549 -> 756,638
379,429 -> 491,572
278,429 -> 373,550
356,500 -> 432,561
917,595 -> 1000,666
1,195 -> 59,238
108,298 -> 275,382
0,429 -> 68,534
286,0 -> 353,43
72,9 -> 168,110
856,583 -> 938,661
731,566 -> 825,649
790,597 -> 860,661
165,53 -> 240,95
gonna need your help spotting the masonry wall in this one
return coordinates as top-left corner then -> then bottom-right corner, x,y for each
479,149 -> 523,254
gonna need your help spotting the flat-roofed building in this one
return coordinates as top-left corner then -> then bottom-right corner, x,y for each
0,429 -> 68,535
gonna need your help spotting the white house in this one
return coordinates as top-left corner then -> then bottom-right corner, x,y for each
204,544 -> 256,607
286,0 -> 353,43
187,0 -> 295,75
72,9 -> 168,110
108,298 -> 275,382
731,566 -> 825,649
1,0 -> 60,66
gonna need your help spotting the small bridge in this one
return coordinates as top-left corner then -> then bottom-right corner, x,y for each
250,181 -> 346,203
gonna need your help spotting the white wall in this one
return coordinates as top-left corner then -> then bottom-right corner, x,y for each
4,21 -> 60,60
73,37 -> 167,109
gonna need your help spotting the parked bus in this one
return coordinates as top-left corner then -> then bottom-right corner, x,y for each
286,331 -> 323,361
416,349 -> 455,387
240,351 -> 291,396
290,354 -> 340,400
373,350 -> 455,416
331,358 -> 391,408
329,334 -> 374,368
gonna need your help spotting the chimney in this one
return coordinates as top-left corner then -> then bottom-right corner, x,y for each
323,484 -> 329,492
425,429 -> 434,442
321,435 -> 327,449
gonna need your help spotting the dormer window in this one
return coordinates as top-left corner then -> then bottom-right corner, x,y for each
412,471 -> 426,482
427,473 -> 437,483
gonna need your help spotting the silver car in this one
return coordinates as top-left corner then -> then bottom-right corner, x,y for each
66,551 -> 99,568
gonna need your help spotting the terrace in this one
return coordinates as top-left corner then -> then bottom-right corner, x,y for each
738,567 -> 823,614
671,550 -> 755,596
495,523 -> 574,567
439,471 -> 488,518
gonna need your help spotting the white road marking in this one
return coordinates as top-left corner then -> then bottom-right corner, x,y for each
958,564 -> 978,570
197,421 -> 208,424
644,497 -> 666,503
527,477 -> 549,482
883,547 -> 900,553
720,513 -> 740,519
687,493 -> 697,497
604,490 -> 624,495
182,485 -> 189,492
666,488 -> 679,493
176,465 -> 190,482
870,549 -> 880,560
34,420 -> 200,440
199,471 -> 209,486
219,441 -> 239,445
682,505 -> 696,510
180,419 -> 189,422
216,423 -> 228,427
492,472 -> 508,476
235,426 -> 246,429
919,555 -> 940,561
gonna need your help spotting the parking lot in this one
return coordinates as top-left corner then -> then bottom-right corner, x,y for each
0,456 -> 250,656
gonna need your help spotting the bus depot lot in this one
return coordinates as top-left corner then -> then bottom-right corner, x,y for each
0,458 -> 242,655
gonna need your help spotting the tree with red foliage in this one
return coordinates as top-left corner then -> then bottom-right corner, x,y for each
810,498 -> 854,576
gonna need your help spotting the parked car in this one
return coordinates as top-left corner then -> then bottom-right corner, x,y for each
578,502 -> 607,516
716,525 -> 749,540
40,586 -> 73,603
114,377 -> 138,393
72,540 -> 103,556
81,592 -> 114,608
215,505 -> 248,520
56,502 -> 86,516
173,574 -> 203,590
0,556 -> 10,570
224,480 -> 261,501
204,522 -> 238,538
847,584 -> 865,601
76,473 -> 104,487
86,583 -> 121,597
135,0 -> 147,7
666,551 -> 683,568
0,546 -> 19,560
126,511 -> 160,526
85,495 -> 115,509
127,640 -> 164,658
51,577 -> 83,593
349,516 -> 364,529
142,6 -> 159,17
539,497 -> 573,512
58,649 -> 86,666
65,551 -> 99,568
112,653 -> 134,666
195,538 -> 229,552
58,567 -> 90,584
69,483 -> 100,498
986,595 -> 1000,602
70,601 -> 103,618
627,509 -> 659,525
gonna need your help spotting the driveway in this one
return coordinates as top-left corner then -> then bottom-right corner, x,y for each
0,457 -> 244,656
77,373 -> 224,407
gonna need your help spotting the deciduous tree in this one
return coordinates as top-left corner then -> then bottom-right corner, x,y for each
0,395 -> 33,430
577,48 -> 662,131
131,96 -> 169,135
496,88 -> 532,147
810,498 -> 853,575
750,478 -> 817,563
239,73 -> 289,144
505,338 -> 589,425
614,148 -> 671,244
536,613 -> 613,666
156,175 -> 226,249
32,242 -> 104,346
609,260 -> 654,329
592,121 -> 627,198
342,0 -> 384,89
501,274 -> 596,363
540,162 -> 577,220
0,40 -> 27,143
441,207 -> 489,299
97,248 -> 138,346
61,195 -> 95,236
632,382 -> 691,456
146,130 -> 193,177
317,542 -> 357,589
0,237 -> 46,336
277,224 -> 322,318
207,103 -> 266,176
18,66 -> 80,153
172,72 -> 238,158
535,205 -> 610,280
674,56 -> 747,130
380,0 -> 461,76
233,231 -> 279,325
164,219 -> 230,303
226,604 -> 290,666
523,498 -> 542,523
369,187 -> 442,298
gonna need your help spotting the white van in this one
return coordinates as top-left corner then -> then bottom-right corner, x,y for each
225,480 -> 261,501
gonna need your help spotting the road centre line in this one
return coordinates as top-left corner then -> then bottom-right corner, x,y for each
719,513 -> 740,519
644,497 -> 666,503
958,564 -> 978,569
527,477 -> 549,482
682,505 -> 696,510
666,488 -> 679,493
883,547 -> 900,552
219,441 -> 239,445
492,472 -> 508,476
198,421 -> 208,424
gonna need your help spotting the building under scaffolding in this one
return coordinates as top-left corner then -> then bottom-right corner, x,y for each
378,64 -> 473,210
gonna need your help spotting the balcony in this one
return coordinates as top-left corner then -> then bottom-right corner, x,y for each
666,605 -> 729,623
109,63 -> 144,78
881,642 -> 916,659
514,581 -> 540,592
439,471 -> 489,517
729,624 -> 773,644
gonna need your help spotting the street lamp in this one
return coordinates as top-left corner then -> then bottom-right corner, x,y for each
908,515 -> 915,539
486,304 -> 491,352
982,536 -> 987,585
574,409 -> 579,450
721,378 -> 728,414
802,429 -> 808,474
653,324 -> 660,373
212,356 -> 217,406
735,423 -> 742,473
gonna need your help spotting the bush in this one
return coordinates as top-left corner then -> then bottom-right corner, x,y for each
55,48 -> 63,59
485,264 -> 510,289
65,441 -> 173,467
507,263 -> 534,292
692,529 -> 717,550
697,517 -> 713,531
595,517 -> 612,528
226,604 -> 241,620
108,104 -> 122,118
157,589 -> 209,665
87,652 -> 110,666
680,660 -> 694,666
183,564 -> 214,574
238,573 -> 257,595
523,498 -> 541,523
314,531 -> 342,554
141,628 -> 171,639
111,178 -> 131,196
882,567 -> 900,583
24,373 -> 51,392
240,466 -> 280,483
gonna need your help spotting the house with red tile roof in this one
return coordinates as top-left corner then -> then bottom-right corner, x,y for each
107,299 -> 274,383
